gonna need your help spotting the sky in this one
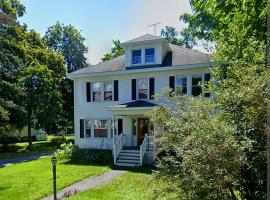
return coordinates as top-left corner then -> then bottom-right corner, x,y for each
20,0 -> 192,64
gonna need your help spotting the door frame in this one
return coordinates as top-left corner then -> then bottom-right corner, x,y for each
136,117 -> 150,146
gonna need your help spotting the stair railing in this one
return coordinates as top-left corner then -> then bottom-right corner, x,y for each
140,134 -> 148,166
113,134 -> 123,164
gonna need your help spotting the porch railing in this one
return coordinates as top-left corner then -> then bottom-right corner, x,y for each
113,134 -> 123,164
140,134 -> 148,166
146,135 -> 155,151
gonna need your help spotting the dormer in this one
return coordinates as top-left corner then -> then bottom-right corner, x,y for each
121,34 -> 171,69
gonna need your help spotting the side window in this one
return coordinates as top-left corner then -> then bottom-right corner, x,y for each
176,76 -> 187,94
93,82 -> 101,101
192,75 -> 202,96
94,120 -> 108,138
104,81 -> 113,101
137,78 -> 148,99
145,48 -> 155,63
132,50 -> 141,64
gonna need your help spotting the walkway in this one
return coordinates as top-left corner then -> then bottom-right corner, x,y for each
0,151 -> 55,167
42,169 -> 126,200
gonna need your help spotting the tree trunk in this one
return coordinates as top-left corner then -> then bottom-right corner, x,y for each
27,112 -> 32,147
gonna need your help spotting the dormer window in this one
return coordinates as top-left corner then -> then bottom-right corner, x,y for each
145,48 -> 155,63
132,50 -> 141,64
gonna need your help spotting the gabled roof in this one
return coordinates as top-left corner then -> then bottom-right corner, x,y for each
122,34 -> 164,44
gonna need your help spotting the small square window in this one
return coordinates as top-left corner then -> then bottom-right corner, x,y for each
145,48 -> 155,63
132,50 -> 141,64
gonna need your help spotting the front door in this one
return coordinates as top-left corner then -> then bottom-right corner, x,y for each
137,118 -> 149,145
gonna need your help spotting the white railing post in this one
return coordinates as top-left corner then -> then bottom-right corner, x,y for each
113,133 -> 123,165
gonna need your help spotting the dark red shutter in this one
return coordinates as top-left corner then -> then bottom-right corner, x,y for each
114,80 -> 119,101
80,119 -> 84,138
86,82 -> 91,102
132,79 -> 136,100
149,78 -> 155,99
169,76 -> 175,91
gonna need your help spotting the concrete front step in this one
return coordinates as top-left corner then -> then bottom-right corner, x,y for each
118,156 -> 140,160
115,162 -> 140,167
120,150 -> 140,153
118,152 -> 140,157
117,159 -> 140,164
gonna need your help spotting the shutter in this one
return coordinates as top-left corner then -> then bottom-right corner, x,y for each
149,78 -> 155,99
86,82 -> 91,102
131,79 -> 137,100
114,80 -> 119,101
118,119 -> 123,135
169,76 -> 175,91
80,119 -> 85,138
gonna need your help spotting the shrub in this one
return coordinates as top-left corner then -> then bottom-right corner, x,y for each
0,134 -> 19,145
51,136 -> 74,145
55,143 -> 78,159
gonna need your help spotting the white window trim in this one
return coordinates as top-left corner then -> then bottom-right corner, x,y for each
137,78 -> 149,100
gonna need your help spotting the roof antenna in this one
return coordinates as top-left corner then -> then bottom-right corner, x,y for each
147,22 -> 162,36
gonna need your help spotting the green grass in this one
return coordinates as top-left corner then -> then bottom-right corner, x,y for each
0,135 -> 74,159
69,168 -> 153,200
0,157 -> 110,200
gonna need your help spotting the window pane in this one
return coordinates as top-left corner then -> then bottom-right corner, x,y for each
139,89 -> 148,99
85,120 -> 91,137
192,76 -> 202,96
132,50 -> 141,64
104,81 -> 113,91
93,82 -> 101,92
94,120 -> 108,138
104,91 -> 112,100
176,77 -> 187,94
145,48 -> 155,63
93,92 -> 101,101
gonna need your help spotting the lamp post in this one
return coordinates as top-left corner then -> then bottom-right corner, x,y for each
51,155 -> 57,200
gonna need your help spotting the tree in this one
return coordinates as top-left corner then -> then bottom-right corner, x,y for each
148,90 -> 245,199
44,22 -> 88,134
160,26 -> 196,48
178,0 -> 267,199
101,40 -> 124,62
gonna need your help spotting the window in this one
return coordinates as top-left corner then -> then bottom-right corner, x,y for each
145,48 -> 155,63
104,81 -> 113,101
94,120 -> 108,138
85,119 -> 91,137
132,50 -> 141,64
93,82 -> 101,101
176,76 -> 187,94
192,75 -> 202,96
137,78 -> 148,99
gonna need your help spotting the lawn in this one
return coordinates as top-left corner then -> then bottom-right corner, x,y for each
0,135 -> 74,159
0,156 -> 111,200
69,168 -> 153,200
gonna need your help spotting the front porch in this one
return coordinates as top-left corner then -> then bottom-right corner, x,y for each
108,100 -> 156,166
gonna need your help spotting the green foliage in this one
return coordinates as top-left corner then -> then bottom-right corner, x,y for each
50,136 -> 74,145
161,26 -> 196,48
148,90 -> 245,199
101,39 -> 124,62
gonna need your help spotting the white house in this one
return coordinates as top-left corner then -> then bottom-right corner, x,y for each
67,34 -> 213,166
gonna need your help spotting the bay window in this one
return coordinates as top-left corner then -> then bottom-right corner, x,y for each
93,82 -> 101,101
104,81 -> 113,101
94,120 -> 108,138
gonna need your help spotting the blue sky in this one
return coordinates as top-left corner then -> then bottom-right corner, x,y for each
20,0 -> 192,64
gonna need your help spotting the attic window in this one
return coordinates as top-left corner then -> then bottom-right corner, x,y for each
132,50 -> 141,64
145,48 -> 155,63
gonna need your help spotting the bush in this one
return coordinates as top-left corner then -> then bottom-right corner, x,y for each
51,136 -> 74,145
0,134 -> 19,145
55,143 -> 112,164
